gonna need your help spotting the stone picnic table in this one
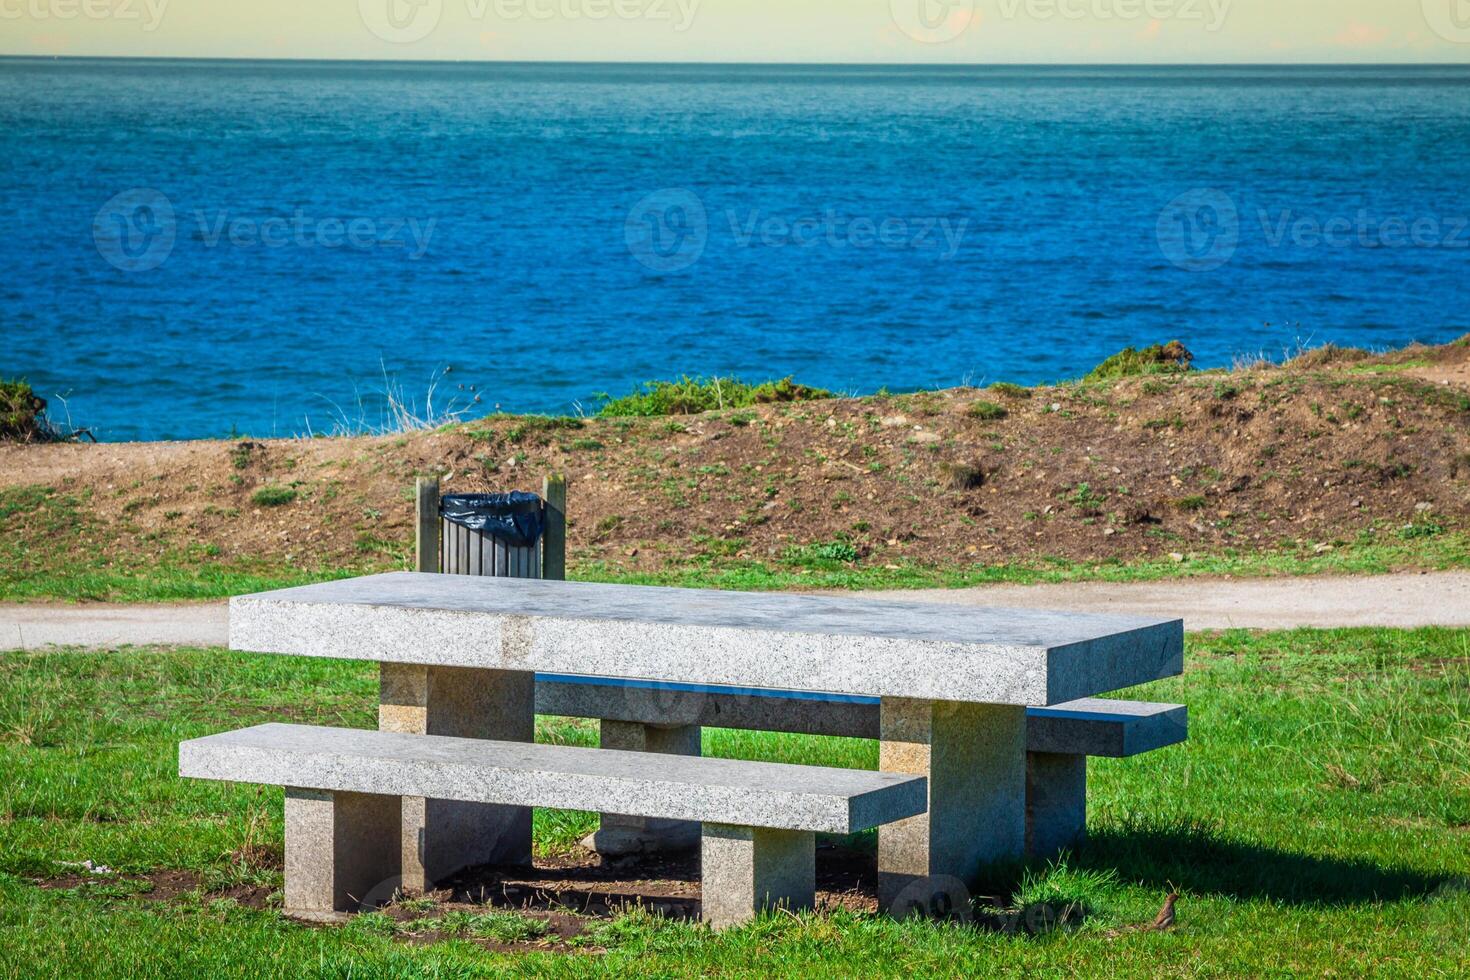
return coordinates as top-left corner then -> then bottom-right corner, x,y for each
227,571 -> 1183,908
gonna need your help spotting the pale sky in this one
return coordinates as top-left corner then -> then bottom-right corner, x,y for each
2,0 -> 1469,63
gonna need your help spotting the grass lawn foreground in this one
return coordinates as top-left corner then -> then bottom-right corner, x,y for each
1,628 -> 1468,976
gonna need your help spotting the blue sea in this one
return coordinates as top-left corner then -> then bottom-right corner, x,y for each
3,59 -> 1469,442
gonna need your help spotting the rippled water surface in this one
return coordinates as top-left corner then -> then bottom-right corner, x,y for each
3,60 -> 1468,440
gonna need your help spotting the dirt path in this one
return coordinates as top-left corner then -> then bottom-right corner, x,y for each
1,601 -> 230,650
857,571 -> 1470,631
3,572 -> 1467,650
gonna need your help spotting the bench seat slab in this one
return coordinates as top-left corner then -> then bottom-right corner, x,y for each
535,680 -> 1188,758
1025,699 -> 1188,758
180,723 -> 928,836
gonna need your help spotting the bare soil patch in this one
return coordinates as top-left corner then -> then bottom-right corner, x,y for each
33,868 -> 274,909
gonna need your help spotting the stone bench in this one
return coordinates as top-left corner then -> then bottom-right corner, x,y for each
534,677 -> 1186,860
179,722 -> 928,929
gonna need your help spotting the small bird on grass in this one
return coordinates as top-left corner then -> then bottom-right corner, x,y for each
1104,889 -> 1179,939
1147,891 -> 1179,932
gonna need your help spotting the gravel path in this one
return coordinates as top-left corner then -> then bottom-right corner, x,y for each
2,572 -> 1467,650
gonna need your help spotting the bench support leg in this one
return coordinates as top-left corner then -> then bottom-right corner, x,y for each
878,698 -> 1026,913
585,720 -> 702,857
380,663 -> 535,893
701,823 -> 815,930
284,788 -> 400,916
1026,752 -> 1087,859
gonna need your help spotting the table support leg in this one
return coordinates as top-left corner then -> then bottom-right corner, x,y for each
585,720 -> 702,856
379,663 -> 534,893
1026,752 -> 1087,860
877,698 -> 1026,912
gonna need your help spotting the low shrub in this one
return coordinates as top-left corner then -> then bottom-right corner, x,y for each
1086,341 -> 1194,381
1,379 -> 48,441
967,400 -> 1008,421
989,382 -> 1031,399
508,416 -> 582,445
784,539 -> 860,566
1287,344 -> 1371,369
252,486 -> 297,508
597,376 -> 832,417
1,379 -> 91,442
946,462 -> 987,490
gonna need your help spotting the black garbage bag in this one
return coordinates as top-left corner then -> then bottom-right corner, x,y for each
439,492 -> 545,548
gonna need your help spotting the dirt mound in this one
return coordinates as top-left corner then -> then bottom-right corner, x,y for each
1,339 -> 1466,589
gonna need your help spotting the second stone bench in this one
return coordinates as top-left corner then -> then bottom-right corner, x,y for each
534,678 -> 1188,860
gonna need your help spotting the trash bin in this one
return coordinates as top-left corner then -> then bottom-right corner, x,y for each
439,492 -> 546,579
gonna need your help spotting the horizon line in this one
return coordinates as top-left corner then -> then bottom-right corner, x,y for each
4,54 -> 1470,68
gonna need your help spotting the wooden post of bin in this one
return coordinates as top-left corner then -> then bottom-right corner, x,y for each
414,477 -> 440,574
542,473 -> 567,581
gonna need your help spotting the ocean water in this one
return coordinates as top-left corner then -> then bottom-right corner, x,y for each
2,59 -> 1469,442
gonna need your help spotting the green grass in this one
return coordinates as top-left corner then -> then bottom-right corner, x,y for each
2,629 -> 1468,975
967,400 -> 1008,421
0,532 -> 1465,603
576,532 -> 1470,593
249,486 -> 297,508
